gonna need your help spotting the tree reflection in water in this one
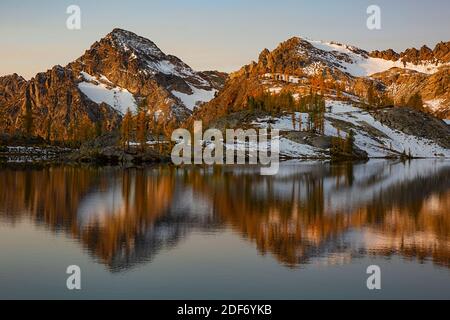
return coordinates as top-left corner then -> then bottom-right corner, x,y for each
0,160 -> 449,271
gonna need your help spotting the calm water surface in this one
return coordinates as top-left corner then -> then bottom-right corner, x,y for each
0,160 -> 449,299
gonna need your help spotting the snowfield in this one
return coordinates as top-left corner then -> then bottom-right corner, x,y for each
253,101 -> 450,159
305,39 -> 446,77
172,85 -> 217,111
220,135 -> 322,159
109,29 -> 211,87
78,72 -> 137,114
144,60 -> 210,87
324,102 -> 449,158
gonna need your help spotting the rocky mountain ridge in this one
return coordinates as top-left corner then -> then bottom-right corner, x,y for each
370,41 -> 450,64
0,30 -> 448,159
193,36 -> 449,123
0,29 -> 227,140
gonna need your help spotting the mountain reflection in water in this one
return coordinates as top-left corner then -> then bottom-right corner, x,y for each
0,160 -> 449,272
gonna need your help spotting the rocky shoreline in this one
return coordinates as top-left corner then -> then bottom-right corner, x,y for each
0,138 -> 437,167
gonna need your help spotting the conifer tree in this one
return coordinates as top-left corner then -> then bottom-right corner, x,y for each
137,97 -> 147,114
95,120 -> 103,138
291,112 -> 297,131
23,96 -> 33,137
136,111 -> 148,152
45,117 -> 52,142
367,82 -> 376,106
344,130 -> 355,154
121,108 -> 133,150
406,93 -> 424,110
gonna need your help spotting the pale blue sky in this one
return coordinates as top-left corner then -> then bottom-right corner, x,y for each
1,0 -> 449,79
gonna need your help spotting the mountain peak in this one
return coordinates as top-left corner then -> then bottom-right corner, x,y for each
104,28 -> 164,59
109,27 -> 132,35
284,36 -> 303,44
0,73 -> 25,81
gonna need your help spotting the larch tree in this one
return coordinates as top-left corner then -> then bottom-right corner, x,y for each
136,111 -> 148,152
406,93 -> 424,110
121,108 -> 133,150
344,130 -> 355,154
45,117 -> 52,142
23,95 -> 33,137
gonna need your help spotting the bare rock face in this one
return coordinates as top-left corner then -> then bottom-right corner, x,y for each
372,66 -> 450,118
400,46 -> 433,64
433,41 -> 450,62
370,41 -> 450,64
198,71 -> 229,91
369,49 -> 400,61
0,74 -> 27,105
0,74 -> 27,131
0,66 -> 121,140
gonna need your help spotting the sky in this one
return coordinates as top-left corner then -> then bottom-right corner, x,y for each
0,0 -> 449,79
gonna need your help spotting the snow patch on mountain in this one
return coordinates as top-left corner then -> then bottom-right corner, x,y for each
78,72 -> 137,115
108,29 -> 211,88
220,135 -> 323,159
268,87 -> 283,94
279,138 -> 324,158
252,101 -> 450,158
305,39 -> 446,76
172,86 -> 217,111
108,28 -> 164,59
324,102 -> 449,158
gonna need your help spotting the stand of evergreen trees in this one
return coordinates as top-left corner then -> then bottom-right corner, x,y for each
120,108 -> 176,154
247,91 -> 326,134
330,129 -> 355,158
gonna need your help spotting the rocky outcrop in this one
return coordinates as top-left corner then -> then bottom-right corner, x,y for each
374,107 -> 450,149
370,41 -> 450,64
372,66 -> 450,118
0,74 -> 27,130
433,41 -> 450,62
369,49 -> 400,61
0,66 -> 121,140
283,131 -> 368,160
69,132 -> 170,164
0,74 -> 27,105
198,71 -> 228,91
